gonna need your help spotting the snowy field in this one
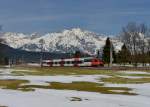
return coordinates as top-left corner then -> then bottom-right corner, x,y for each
0,68 -> 150,107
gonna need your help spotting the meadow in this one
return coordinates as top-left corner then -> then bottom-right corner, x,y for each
0,67 -> 150,107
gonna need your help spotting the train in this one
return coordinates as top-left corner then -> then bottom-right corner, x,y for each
42,57 -> 104,67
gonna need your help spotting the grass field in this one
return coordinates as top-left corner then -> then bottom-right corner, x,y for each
0,67 -> 149,95
11,66 -> 150,76
11,67 -> 114,75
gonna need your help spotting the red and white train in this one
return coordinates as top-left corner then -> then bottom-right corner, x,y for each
42,57 -> 104,67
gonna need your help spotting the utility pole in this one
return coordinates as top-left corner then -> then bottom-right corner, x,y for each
39,39 -> 45,67
40,53 -> 43,67
8,58 -> 12,68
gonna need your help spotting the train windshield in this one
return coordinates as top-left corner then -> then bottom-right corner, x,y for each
84,58 -> 92,62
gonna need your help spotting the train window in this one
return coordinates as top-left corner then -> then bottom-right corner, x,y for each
72,61 -> 75,64
47,62 -> 53,65
79,61 -> 82,64
54,62 -> 58,64
66,61 -> 70,64
59,61 -> 65,64
84,59 -> 91,62
74,61 -> 82,64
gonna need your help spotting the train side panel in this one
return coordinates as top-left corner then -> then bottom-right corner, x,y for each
42,57 -> 104,67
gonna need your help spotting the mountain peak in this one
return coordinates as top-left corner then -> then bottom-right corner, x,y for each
71,28 -> 83,32
0,29 -> 123,54
62,28 -> 84,36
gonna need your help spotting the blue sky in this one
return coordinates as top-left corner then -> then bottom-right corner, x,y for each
0,0 -> 150,35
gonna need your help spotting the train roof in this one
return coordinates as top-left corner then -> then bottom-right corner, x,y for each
43,57 -> 95,62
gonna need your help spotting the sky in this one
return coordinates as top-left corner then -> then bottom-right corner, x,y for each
0,0 -> 150,35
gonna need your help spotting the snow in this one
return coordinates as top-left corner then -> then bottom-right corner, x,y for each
0,68 -> 109,85
0,88 -> 150,107
1,28 -> 123,54
27,63 -> 40,67
0,68 -> 150,107
118,71 -> 150,78
105,83 -> 150,97
119,75 -> 150,79
0,68 -> 12,75
120,71 -> 150,74
0,75 -> 107,85
1,32 -> 32,49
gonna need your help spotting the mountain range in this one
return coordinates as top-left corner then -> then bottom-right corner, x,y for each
0,43 -> 71,62
0,28 -> 123,55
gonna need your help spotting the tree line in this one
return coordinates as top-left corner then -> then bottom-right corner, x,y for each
102,22 -> 150,66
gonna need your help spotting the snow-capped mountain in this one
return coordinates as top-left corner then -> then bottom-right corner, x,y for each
0,28 -> 123,55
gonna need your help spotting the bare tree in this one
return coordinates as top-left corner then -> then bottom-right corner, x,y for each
139,23 -> 147,52
122,22 -> 137,54
121,22 -> 149,66
146,29 -> 150,52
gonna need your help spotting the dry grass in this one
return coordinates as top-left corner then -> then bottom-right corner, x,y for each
47,81 -> 136,95
12,67 -> 119,76
101,76 -> 150,84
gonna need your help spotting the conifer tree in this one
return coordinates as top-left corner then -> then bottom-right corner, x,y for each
117,44 -> 131,65
102,37 -> 117,66
102,38 -> 111,65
